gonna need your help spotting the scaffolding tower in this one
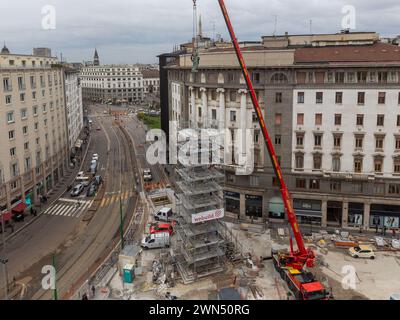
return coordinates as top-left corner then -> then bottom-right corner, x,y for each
174,128 -> 226,284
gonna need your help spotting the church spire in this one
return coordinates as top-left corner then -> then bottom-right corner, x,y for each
93,48 -> 100,66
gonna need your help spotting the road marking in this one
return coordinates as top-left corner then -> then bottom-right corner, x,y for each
61,205 -> 75,217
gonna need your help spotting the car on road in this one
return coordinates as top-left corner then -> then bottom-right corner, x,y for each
348,245 -> 375,259
76,176 -> 91,187
143,169 -> 152,181
86,182 -> 98,197
96,126 -> 101,131
150,223 -> 174,236
71,183 -> 85,197
93,175 -> 103,186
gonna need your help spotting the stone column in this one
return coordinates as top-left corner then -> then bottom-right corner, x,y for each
342,201 -> 349,229
363,202 -> 371,230
200,87 -> 207,128
238,89 -> 248,157
189,86 -> 196,127
321,200 -> 327,227
216,88 -> 226,130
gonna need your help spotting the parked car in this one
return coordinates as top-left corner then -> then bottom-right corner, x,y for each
348,245 -> 375,259
86,183 -> 97,197
92,154 -> 99,161
90,162 -> 98,175
150,223 -> 174,236
96,127 -> 101,131
75,176 -> 90,187
71,183 -> 85,197
141,232 -> 170,249
93,175 -> 103,186
154,207 -> 173,222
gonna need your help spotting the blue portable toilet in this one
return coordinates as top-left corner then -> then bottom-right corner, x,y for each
123,264 -> 135,283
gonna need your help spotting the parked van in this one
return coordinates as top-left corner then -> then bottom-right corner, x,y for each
154,207 -> 173,222
141,232 -> 170,249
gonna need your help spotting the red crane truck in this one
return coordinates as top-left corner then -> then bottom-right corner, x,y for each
217,0 -> 329,300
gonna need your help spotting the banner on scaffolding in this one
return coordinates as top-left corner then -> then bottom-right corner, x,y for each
192,208 -> 225,224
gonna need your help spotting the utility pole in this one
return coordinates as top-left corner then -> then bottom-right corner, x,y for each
52,252 -> 58,300
0,258 -> 9,300
119,197 -> 124,250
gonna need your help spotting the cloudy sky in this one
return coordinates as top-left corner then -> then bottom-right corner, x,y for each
0,0 -> 399,64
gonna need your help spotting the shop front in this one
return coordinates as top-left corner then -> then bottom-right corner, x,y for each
245,195 -> 263,218
268,197 -> 285,220
348,202 -> 364,227
370,204 -> 400,230
224,191 -> 240,216
293,199 -> 322,226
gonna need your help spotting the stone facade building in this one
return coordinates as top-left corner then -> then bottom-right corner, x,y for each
162,31 -> 400,231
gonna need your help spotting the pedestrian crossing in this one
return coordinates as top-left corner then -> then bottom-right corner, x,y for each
99,191 -> 132,208
43,199 -> 93,218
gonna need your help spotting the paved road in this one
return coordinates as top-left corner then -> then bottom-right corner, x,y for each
0,105 -> 139,300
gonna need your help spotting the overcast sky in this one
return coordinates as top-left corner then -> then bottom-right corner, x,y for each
0,0 -> 399,64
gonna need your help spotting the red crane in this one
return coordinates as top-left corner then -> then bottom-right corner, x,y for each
217,0 -> 315,270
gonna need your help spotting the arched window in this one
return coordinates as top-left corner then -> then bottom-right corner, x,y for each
271,73 -> 288,84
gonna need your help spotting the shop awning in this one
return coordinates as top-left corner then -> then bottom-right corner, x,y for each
0,212 -> 12,222
295,209 -> 322,217
12,202 -> 27,213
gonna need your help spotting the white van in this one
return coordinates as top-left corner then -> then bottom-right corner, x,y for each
141,232 -> 170,249
154,207 -> 173,222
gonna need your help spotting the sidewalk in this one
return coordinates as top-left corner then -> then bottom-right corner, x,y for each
1,132 -> 91,244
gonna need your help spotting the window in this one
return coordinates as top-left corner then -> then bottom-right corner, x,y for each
275,135 -> 281,145
375,136 -> 384,151
335,72 -> 345,83
396,137 -> 400,150
357,72 -> 367,83
43,104 -> 47,113
8,130 -> 15,140
33,106 -> 38,116
374,183 -> 385,195
333,114 -> 342,126
6,111 -> 14,123
332,156 -> 341,172
313,154 -> 322,170
3,77 -> 12,91
389,184 -> 400,195
357,92 -> 365,105
229,90 -> 237,102
394,158 -> 400,174
5,95 -> 11,104
211,109 -> 217,120
10,147 -> 16,157
18,76 -> 25,90
333,134 -> 342,148
316,92 -> 323,104
354,158 -> 363,173
297,113 -> 304,125
330,181 -> 341,192
314,134 -> 322,147
295,153 -> 304,170
374,157 -> 383,173
23,126 -> 28,135
21,108 -> 27,119
353,182 -> 363,193
309,179 -> 320,190
297,92 -> 304,104
296,133 -> 304,147
20,93 -> 25,102
315,113 -> 322,126
252,72 -> 260,84
34,122 -> 39,130
252,112 -> 258,123
275,92 -> 282,103
275,113 -> 282,126
32,91 -> 36,100
24,142 -> 29,150
397,115 -> 400,127
378,92 -> 386,104
398,92 -> 400,105
355,135 -> 364,150
356,114 -> 364,126
230,111 -> 236,122
335,92 -> 343,104
296,179 -> 306,189
377,115 -> 385,126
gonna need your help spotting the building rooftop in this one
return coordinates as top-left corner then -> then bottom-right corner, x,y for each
142,69 -> 159,78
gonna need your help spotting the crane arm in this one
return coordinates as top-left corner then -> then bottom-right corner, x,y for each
217,0 -> 313,266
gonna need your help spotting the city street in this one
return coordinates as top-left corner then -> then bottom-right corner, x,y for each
0,104 -> 161,300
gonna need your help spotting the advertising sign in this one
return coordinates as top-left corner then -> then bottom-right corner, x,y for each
192,208 -> 224,224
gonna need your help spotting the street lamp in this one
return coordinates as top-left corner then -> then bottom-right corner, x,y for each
0,257 -> 9,300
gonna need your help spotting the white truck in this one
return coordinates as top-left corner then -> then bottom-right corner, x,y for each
154,207 -> 173,222
141,232 -> 170,249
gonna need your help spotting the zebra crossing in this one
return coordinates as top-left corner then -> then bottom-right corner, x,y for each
99,191 -> 133,208
43,198 -> 93,218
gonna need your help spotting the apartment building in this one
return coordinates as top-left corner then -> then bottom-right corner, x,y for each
162,31 -> 400,231
80,64 -> 144,103
142,69 -> 160,95
64,67 -> 83,151
0,47 -> 69,213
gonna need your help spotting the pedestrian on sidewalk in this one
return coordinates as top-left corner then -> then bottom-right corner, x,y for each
91,285 -> 96,297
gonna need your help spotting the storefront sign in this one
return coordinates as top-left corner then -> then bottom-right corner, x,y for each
192,208 -> 224,224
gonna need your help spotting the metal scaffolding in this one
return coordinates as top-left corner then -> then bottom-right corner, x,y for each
174,128 -> 226,284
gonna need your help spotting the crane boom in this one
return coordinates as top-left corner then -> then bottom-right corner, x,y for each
217,0 -> 314,268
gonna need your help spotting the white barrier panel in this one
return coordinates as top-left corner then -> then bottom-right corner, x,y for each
192,208 -> 224,224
